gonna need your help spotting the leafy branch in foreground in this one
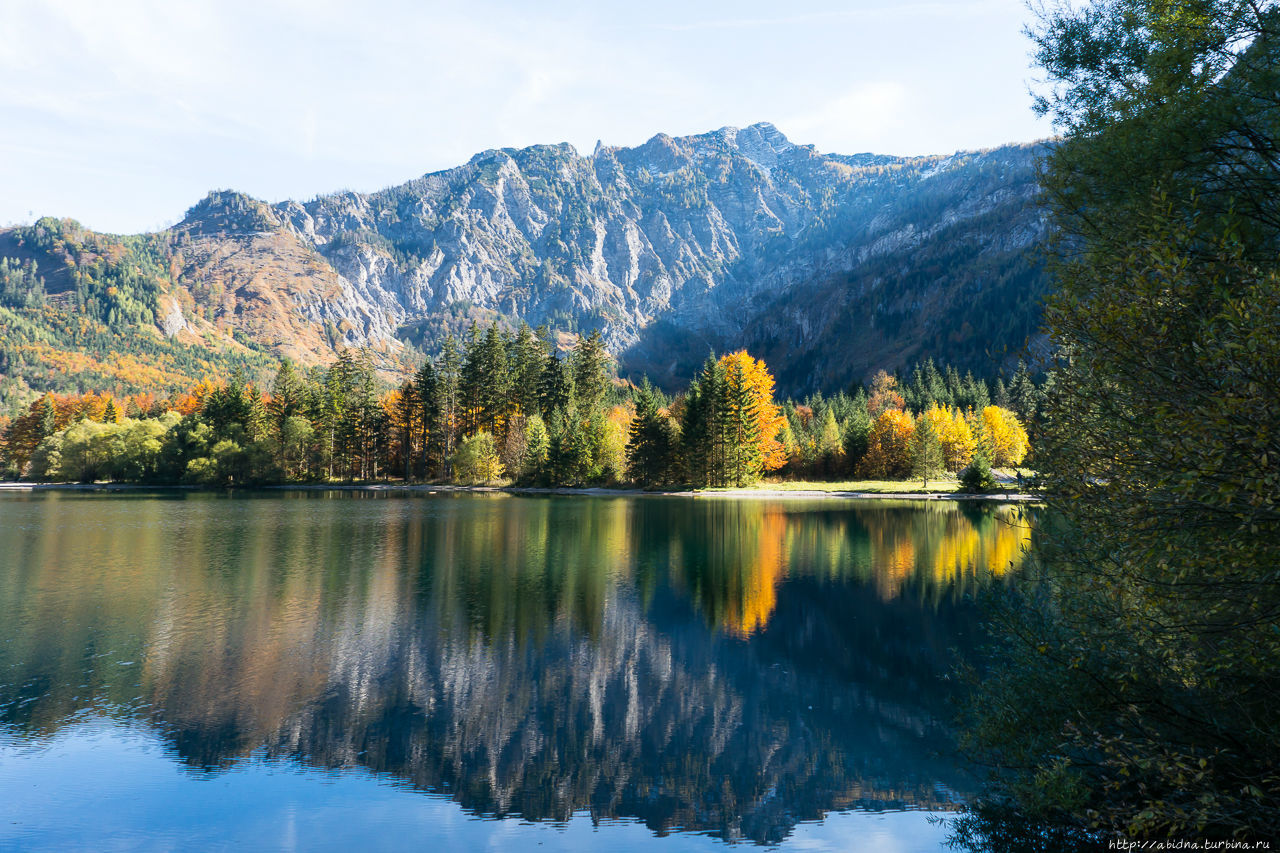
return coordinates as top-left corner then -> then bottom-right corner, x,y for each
955,0 -> 1280,845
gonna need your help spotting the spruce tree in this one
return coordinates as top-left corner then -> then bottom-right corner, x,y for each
540,350 -> 574,417
477,322 -> 511,439
413,360 -> 439,478
571,329 -> 609,414
435,335 -> 461,478
509,323 -> 546,418
908,412 -> 945,489
626,381 -> 672,487
721,356 -> 761,486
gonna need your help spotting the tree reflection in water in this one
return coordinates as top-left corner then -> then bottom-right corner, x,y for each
0,492 -> 1030,845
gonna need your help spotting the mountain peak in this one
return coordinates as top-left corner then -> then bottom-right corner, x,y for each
179,189 -> 280,235
697,122 -> 794,172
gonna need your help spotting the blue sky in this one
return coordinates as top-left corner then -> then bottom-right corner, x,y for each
0,0 -> 1053,234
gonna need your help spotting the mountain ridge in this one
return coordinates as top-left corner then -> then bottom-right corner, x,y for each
0,122 -> 1047,406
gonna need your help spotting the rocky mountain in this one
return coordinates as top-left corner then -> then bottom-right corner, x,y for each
0,122 -> 1047,403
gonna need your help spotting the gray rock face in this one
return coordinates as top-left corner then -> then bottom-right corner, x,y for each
182,123 -> 1047,389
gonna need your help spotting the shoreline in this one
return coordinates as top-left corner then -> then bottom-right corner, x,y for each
0,481 -> 1039,502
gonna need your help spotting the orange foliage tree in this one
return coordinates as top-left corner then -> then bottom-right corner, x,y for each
867,370 -> 906,417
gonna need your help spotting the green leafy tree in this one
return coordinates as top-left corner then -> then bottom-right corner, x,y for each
955,2 -> 1280,847
452,430 -> 502,484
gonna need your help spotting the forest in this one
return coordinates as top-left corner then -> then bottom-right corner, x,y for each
0,323 -> 1035,491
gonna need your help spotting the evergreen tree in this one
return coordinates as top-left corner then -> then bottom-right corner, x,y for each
960,370 -> 990,412
459,323 -> 483,437
540,350 -> 574,417
435,335 -> 461,478
679,357 -> 723,487
720,356 -> 762,487
993,375 -> 1010,409
908,412 -> 945,489
509,323 -> 546,418
521,414 -> 549,482
842,404 -> 872,473
571,329 -> 610,414
476,322 -> 511,438
545,406 -> 589,487
1008,360 -> 1039,428
413,360 -> 439,478
269,359 -> 307,472
626,380 -> 672,487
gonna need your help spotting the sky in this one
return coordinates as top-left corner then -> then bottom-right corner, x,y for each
0,0 -> 1054,234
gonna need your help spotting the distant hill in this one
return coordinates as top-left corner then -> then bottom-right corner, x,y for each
0,123 -> 1047,407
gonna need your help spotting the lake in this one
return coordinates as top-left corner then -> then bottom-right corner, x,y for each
0,491 -> 1030,851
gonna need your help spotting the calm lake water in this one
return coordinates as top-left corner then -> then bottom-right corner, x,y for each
0,492 -> 1030,851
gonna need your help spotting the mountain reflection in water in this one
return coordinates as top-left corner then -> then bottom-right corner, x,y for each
0,493 -> 1030,846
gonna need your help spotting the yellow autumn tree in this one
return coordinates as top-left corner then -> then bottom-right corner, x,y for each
717,351 -> 788,475
981,405 -> 1030,467
920,404 -> 976,473
601,404 -> 633,483
858,408 -> 915,479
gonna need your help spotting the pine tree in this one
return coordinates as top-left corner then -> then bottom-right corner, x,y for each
1008,360 -> 1039,429
395,380 -> 417,480
458,323 -> 483,437
269,359 -> 306,471
681,356 -> 724,486
993,376 -> 1010,409
521,414 -> 549,483
678,376 -> 711,487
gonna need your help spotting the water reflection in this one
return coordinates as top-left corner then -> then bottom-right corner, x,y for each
0,493 -> 1030,846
